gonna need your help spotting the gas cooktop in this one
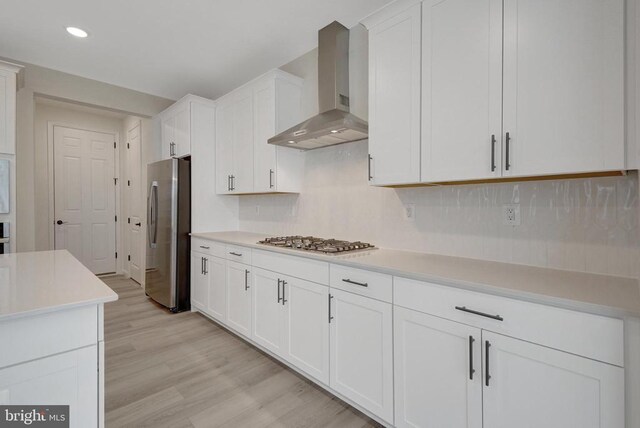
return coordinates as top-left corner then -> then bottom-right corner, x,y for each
258,236 -> 376,254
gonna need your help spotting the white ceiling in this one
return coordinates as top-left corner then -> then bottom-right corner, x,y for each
0,0 -> 392,101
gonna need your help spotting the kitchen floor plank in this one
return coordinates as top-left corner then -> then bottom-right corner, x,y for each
103,276 -> 382,428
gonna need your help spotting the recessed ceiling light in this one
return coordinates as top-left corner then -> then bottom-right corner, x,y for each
66,27 -> 88,38
288,140 -> 296,144
330,130 -> 339,134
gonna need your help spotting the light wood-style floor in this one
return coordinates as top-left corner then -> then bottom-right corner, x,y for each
102,276 -> 382,428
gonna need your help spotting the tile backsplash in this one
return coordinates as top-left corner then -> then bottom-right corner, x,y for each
239,141 -> 639,278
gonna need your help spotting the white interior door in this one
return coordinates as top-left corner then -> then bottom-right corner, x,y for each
127,120 -> 142,283
54,126 -> 116,274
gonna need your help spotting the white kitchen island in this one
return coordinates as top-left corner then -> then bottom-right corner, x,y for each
0,250 -> 118,428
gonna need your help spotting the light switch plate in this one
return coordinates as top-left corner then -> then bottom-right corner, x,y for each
503,204 -> 521,226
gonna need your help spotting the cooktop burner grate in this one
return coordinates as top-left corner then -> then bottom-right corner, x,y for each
258,236 -> 375,254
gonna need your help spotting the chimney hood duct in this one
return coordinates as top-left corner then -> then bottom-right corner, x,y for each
268,21 -> 368,150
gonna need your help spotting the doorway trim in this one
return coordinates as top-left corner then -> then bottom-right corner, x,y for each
47,121 -> 122,274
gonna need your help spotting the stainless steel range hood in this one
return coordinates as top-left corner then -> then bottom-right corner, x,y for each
268,21 -> 368,150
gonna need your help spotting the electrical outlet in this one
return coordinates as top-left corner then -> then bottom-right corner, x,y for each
503,204 -> 521,226
404,204 -> 416,221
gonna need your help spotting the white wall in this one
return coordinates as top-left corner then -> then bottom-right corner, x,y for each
12,59 -> 173,252
236,24 -> 640,279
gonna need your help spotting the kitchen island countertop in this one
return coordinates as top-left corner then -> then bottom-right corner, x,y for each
0,250 -> 118,321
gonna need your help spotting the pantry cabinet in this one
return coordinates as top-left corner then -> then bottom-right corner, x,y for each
329,288 -> 394,423
0,62 -> 19,155
364,0 -> 626,185
394,307 -> 482,428
160,99 -> 191,159
367,3 -> 421,186
216,70 -> 303,194
226,260 -> 252,338
483,331 -> 624,428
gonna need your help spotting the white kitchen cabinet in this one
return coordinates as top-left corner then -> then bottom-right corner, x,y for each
0,346 -> 98,428
252,267 -> 285,355
366,2 -> 422,186
190,251 -> 209,311
206,255 -> 227,323
482,331 -> 625,428
421,0 -> 503,182
394,306 -> 482,428
329,288 -> 393,423
283,276 -> 330,385
0,62 -> 19,155
161,99 -> 191,159
215,69 -> 303,194
226,260 -> 252,338
502,0 -> 624,177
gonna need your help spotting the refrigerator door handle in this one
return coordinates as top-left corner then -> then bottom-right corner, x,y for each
147,181 -> 158,248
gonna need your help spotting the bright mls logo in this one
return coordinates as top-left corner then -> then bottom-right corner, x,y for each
0,406 -> 69,427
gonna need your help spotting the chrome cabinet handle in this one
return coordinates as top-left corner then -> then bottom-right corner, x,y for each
368,154 -> 373,181
485,340 -> 491,387
244,269 -> 250,290
170,142 -> 175,157
490,134 -> 496,172
229,252 -> 242,257
281,280 -> 287,305
455,306 -> 503,321
469,336 -> 475,380
342,278 -> 368,287
505,132 -> 511,171
203,258 -> 208,275
200,245 -> 210,250
277,279 -> 283,303
201,257 -> 204,275
230,175 -> 235,191
227,175 -> 231,192
269,169 -> 274,189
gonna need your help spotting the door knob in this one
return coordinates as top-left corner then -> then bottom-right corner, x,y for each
56,220 -> 65,225
135,222 -> 141,227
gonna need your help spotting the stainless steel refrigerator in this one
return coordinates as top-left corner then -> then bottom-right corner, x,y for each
146,158 -> 190,312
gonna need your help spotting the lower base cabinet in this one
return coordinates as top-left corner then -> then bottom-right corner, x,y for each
329,288 -> 394,423
226,260 -> 252,338
394,307 -> 482,428
190,252 -> 209,310
482,331 -> 625,428
207,256 -> 227,322
0,346 -> 98,428
394,306 -> 625,428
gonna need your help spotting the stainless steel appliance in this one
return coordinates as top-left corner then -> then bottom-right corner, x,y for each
268,21 -> 368,150
258,236 -> 375,254
146,158 -> 190,312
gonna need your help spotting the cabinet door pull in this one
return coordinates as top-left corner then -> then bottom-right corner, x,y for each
201,257 -> 204,275
490,134 -> 496,172
342,278 -> 368,287
170,142 -> 175,157
455,306 -> 503,321
227,175 -> 231,191
244,269 -> 250,290
328,294 -> 334,323
505,132 -> 511,171
368,154 -> 373,181
281,280 -> 287,305
469,336 -> 475,380
230,175 -> 235,191
199,245 -> 210,250
277,279 -> 282,303
485,340 -> 491,387
269,169 -> 274,189
203,258 -> 208,275
229,252 -> 242,257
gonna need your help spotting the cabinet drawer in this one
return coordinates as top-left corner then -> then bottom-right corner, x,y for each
330,265 -> 392,303
191,237 -> 225,257
252,249 -> 328,284
394,277 -> 624,367
225,245 -> 252,264
0,306 -> 98,369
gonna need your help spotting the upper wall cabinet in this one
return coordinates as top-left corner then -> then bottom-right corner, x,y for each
160,98 -> 191,159
363,0 -> 625,186
366,3 -> 422,186
0,62 -> 20,155
216,70 -> 303,195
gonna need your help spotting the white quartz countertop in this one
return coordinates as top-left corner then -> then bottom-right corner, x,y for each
192,231 -> 640,318
0,250 -> 118,321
